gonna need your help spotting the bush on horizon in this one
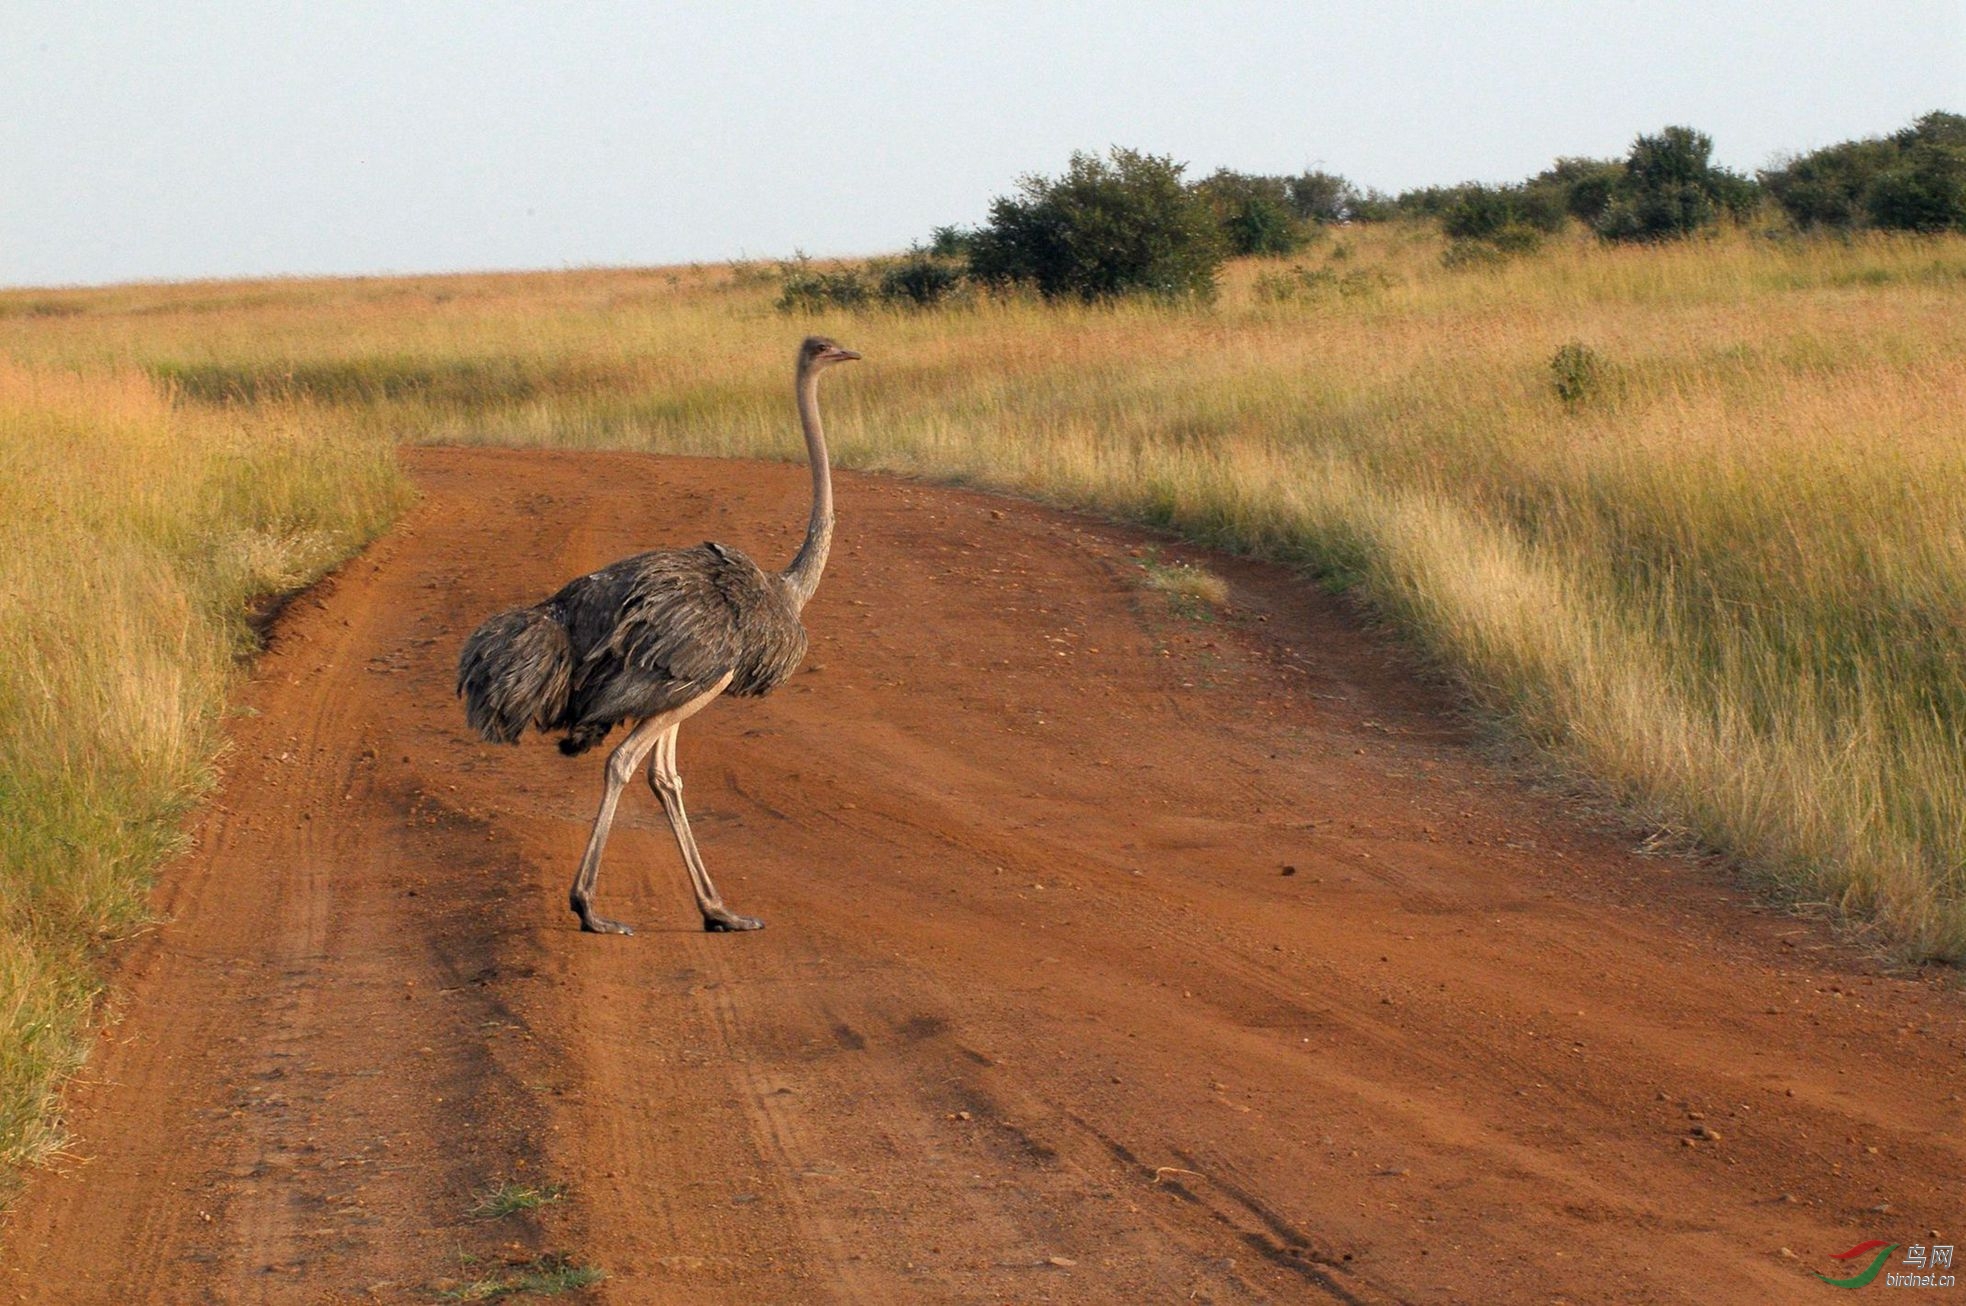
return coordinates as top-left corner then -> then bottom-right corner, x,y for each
967,148 -> 1227,301
1762,112 -> 1966,234
1596,126 -> 1759,243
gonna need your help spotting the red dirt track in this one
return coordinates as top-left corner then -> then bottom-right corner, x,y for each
4,447 -> 1961,1303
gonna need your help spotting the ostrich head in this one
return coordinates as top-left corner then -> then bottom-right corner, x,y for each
799,336 -> 861,372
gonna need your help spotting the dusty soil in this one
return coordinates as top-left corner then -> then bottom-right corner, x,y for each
3,447 -> 1961,1304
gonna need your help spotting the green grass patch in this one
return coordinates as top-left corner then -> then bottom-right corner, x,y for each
440,1253 -> 603,1300
469,1181 -> 568,1220
1140,554 -> 1230,617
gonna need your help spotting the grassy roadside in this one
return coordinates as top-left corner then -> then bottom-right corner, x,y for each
0,219 -> 1960,1184
0,360 -> 405,1180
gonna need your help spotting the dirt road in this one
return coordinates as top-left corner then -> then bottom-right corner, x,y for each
3,447 -> 1960,1303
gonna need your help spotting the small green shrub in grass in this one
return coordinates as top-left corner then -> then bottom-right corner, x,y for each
1550,342 -> 1607,405
775,257 -> 870,313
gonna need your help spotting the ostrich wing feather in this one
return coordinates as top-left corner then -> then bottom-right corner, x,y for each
557,543 -> 806,728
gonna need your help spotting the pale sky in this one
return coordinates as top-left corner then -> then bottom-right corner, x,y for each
3,1 -> 1961,287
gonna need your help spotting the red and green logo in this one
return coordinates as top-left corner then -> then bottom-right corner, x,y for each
1817,1240 -> 1900,1290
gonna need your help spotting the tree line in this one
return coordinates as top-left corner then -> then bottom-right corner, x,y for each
779,112 -> 1965,310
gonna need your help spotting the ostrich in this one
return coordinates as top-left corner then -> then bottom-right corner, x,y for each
456,336 -> 860,934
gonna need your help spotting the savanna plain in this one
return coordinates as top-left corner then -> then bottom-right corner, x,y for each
2,224 -> 1964,1301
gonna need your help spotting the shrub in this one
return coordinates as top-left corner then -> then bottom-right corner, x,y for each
1531,157 -> 1625,223
1762,112 -> 1966,234
1224,196 -> 1305,256
1442,184 -> 1567,245
877,251 -> 966,307
1347,188 -> 1398,222
1549,341 -> 1605,404
1867,143 -> 1966,232
1440,186 -> 1517,242
1760,139 -> 1897,231
1596,126 -> 1757,242
1388,184 -> 1464,219
1285,170 -> 1363,223
927,225 -> 977,258
1709,169 -> 1764,222
1896,109 -> 1966,151
1518,186 -> 1570,233
775,257 -> 870,313
967,148 -> 1226,301
1436,183 -> 1565,265
1197,170 -> 1308,256
726,259 -> 779,288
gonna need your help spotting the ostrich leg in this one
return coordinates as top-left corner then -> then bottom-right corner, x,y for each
648,726 -> 764,932
568,676 -> 731,935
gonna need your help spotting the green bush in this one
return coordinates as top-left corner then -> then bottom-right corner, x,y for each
1596,126 -> 1757,242
927,225 -> 977,258
775,257 -> 871,313
1867,142 -> 1966,233
1285,170 -> 1363,223
1348,191 -> 1397,222
1436,183 -> 1565,265
1761,139 -> 1899,230
877,251 -> 966,307
1597,191 -> 1713,243
1898,109 -> 1966,151
967,148 -> 1227,301
1226,196 -> 1305,256
1549,341 -> 1605,405
1197,171 -> 1308,256
1387,184 -> 1463,219
1761,112 -> 1966,234
777,250 -> 970,312
1440,186 -> 1516,242
1530,157 -> 1625,223
1441,184 -> 1567,244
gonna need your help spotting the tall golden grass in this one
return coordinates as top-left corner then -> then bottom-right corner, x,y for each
0,360 -> 403,1178
0,220 -> 1961,1176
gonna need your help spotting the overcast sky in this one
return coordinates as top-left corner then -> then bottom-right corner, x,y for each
3,1 -> 1960,287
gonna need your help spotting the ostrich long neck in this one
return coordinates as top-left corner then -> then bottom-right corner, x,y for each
781,363 -> 834,610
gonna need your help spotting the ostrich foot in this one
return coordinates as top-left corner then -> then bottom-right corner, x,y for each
574,904 -> 635,935
703,909 -> 764,933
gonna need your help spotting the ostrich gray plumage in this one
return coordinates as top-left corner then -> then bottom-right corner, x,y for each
455,336 -> 858,935
457,539 -> 807,755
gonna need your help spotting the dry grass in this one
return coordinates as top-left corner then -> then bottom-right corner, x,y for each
469,1180 -> 569,1219
0,360 -> 404,1181
1,218 -> 1962,1192
439,1252 -> 602,1300
1141,555 -> 1231,610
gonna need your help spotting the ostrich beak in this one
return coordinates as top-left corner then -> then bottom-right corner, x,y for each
826,347 -> 861,362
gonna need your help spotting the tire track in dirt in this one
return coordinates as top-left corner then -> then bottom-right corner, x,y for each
4,446 -> 1962,1303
